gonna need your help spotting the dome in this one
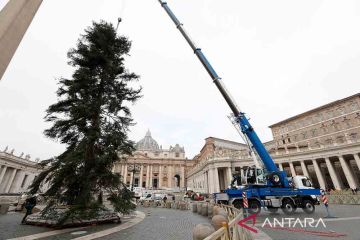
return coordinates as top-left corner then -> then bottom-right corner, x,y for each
136,130 -> 160,151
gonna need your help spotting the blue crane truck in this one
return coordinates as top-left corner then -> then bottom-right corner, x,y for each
158,0 -> 321,215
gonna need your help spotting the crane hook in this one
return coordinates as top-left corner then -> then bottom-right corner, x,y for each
116,17 -> 122,31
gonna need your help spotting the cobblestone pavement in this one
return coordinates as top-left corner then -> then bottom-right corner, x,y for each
100,207 -> 210,240
0,207 -> 209,240
4,204 -> 358,240
256,204 -> 360,240
0,212 -> 49,239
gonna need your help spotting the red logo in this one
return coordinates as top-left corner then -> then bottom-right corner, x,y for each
238,213 -> 258,233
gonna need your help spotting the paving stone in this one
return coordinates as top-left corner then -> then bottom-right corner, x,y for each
0,212 -> 49,239
101,207 -> 210,240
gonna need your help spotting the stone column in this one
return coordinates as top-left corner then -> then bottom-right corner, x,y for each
181,166 -> 185,189
167,165 -> 173,188
139,165 -> 144,188
338,155 -> 357,189
312,159 -> 326,189
0,0 -> 43,80
300,161 -> 310,177
10,169 -> 25,193
278,163 -> 284,171
120,164 -> 124,177
0,166 -> 7,185
123,164 -> 128,184
207,169 -> 213,193
149,165 -> 153,189
5,168 -> 17,193
289,162 -> 296,177
226,167 -> 232,186
240,168 -> 244,183
354,154 -> 360,172
146,165 -> 150,188
324,157 -> 343,190
129,171 -> 134,187
159,165 -> 163,188
213,167 -> 220,193
203,172 -> 207,193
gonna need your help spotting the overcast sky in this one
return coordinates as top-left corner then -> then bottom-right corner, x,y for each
0,0 -> 359,160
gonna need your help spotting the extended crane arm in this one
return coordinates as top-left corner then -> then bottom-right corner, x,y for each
158,0 -> 240,116
158,1 -> 288,185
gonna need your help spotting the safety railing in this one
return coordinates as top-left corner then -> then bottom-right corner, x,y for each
140,200 -> 191,210
327,194 -> 360,205
204,204 -> 253,240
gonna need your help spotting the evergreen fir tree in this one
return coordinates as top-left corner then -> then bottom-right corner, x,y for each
29,20 -> 141,222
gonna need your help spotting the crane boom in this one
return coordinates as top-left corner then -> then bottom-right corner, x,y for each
158,1 -> 283,179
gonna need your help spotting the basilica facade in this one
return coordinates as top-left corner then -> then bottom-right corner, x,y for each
187,93 -> 360,193
113,130 -> 194,190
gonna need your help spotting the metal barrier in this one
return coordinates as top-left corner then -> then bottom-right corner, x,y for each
140,200 -> 191,210
203,204 -> 253,240
327,194 -> 360,205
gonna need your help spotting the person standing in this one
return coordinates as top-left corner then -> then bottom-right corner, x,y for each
21,196 -> 37,224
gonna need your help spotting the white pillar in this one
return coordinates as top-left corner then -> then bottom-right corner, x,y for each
0,0 -> 44,80
10,169 -> 25,193
207,169 -> 213,193
213,167 -> 220,193
159,165 -> 163,188
0,166 -> 7,185
203,172 -> 207,193
181,166 -> 185,189
123,164 -> 128,185
226,167 -> 232,186
289,162 -> 296,177
129,171 -> 134,187
324,157 -> 343,190
146,165 -> 150,188
338,155 -> 357,189
120,164 -> 124,177
312,159 -> 326,190
139,165 -> 144,188
5,168 -> 17,193
167,165 -> 173,188
354,154 -> 360,172
278,163 -> 283,171
149,165 -> 153,189
300,161 -> 310,177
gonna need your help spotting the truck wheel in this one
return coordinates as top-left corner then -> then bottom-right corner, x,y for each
267,207 -> 279,213
281,199 -> 296,215
302,200 -> 315,214
248,200 -> 261,214
233,200 -> 242,209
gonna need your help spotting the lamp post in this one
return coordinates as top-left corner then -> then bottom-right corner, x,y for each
127,163 -> 141,191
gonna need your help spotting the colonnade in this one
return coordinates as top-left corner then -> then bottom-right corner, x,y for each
277,153 -> 360,190
116,163 -> 185,189
0,165 -> 33,193
190,166 -> 233,194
